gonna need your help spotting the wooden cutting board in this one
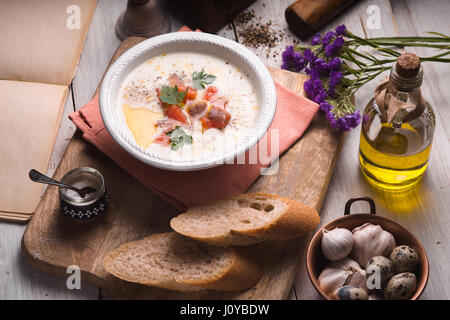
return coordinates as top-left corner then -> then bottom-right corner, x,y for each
22,37 -> 344,299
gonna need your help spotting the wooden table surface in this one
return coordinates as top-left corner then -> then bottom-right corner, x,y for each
1,0 -> 449,299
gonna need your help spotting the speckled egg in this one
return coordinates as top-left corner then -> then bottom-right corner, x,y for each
331,286 -> 368,300
368,292 -> 384,300
390,245 -> 419,273
366,256 -> 395,288
384,272 -> 417,300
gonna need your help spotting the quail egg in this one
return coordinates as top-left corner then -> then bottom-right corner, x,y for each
365,256 -> 395,288
368,292 -> 384,300
384,272 -> 417,300
331,286 -> 368,300
390,245 -> 419,273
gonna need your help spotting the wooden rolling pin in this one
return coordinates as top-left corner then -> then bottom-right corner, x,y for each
285,0 -> 359,39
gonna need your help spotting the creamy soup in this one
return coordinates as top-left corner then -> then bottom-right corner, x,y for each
117,52 -> 259,161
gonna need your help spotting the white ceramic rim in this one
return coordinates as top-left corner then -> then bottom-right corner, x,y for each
99,32 -> 277,171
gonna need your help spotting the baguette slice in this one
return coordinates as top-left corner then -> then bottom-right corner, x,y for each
103,232 -> 262,291
170,193 -> 320,246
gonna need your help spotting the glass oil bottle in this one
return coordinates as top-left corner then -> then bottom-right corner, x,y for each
359,53 -> 436,190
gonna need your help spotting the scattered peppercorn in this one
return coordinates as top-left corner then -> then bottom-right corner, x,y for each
235,9 -> 256,25
238,21 -> 282,49
235,9 -> 286,59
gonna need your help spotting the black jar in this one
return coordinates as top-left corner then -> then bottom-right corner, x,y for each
59,167 -> 109,219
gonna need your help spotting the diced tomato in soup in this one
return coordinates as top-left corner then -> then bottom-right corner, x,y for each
178,86 -> 197,102
165,105 -> 189,124
154,129 -> 171,146
204,86 -> 218,101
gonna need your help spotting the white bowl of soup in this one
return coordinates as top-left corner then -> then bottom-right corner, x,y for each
99,32 -> 276,171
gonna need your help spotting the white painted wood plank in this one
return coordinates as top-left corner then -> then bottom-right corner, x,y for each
72,0 -> 125,108
389,0 -> 450,139
46,86 -> 76,178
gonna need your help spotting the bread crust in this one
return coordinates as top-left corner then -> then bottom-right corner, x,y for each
180,246 -> 262,291
103,234 -> 201,291
170,193 -> 320,246
103,232 -> 261,292
240,193 -> 320,240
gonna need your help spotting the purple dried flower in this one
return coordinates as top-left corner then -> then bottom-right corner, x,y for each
311,58 -> 329,74
281,24 -> 364,132
338,117 -> 349,131
282,45 -> 294,56
311,33 -> 322,45
336,24 -> 347,36
327,109 -> 361,131
303,78 -> 314,97
314,90 -> 328,103
326,110 -> 338,128
324,36 -> 345,57
333,37 -> 345,49
349,110 -> 362,127
329,70 -> 343,85
304,77 -> 329,103
302,49 -> 316,62
327,86 -> 336,97
281,45 -> 305,72
328,57 -> 342,71
322,31 -> 336,46
312,78 -> 324,92
320,101 -> 333,112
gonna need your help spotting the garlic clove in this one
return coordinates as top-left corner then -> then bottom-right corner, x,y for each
350,223 -> 396,266
321,227 -> 354,261
318,258 -> 366,297
318,267 -> 351,296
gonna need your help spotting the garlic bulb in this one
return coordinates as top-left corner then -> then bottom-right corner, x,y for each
318,258 -> 366,297
350,223 -> 396,266
321,228 -> 353,261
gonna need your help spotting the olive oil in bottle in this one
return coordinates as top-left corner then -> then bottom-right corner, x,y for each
359,53 -> 435,190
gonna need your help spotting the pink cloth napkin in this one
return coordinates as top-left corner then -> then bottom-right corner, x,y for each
69,31 -> 319,211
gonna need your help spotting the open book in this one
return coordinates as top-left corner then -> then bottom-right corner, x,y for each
0,0 -> 97,221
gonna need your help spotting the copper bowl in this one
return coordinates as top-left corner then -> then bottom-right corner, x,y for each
306,197 -> 429,300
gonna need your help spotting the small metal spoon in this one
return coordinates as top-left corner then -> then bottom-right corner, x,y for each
29,169 -> 97,198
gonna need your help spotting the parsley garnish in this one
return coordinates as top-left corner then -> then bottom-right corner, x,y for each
192,70 -> 216,90
166,126 -> 193,151
159,85 -> 187,107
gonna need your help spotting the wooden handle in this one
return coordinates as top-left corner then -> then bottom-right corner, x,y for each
285,0 -> 359,39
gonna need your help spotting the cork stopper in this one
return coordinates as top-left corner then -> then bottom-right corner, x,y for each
395,53 -> 421,77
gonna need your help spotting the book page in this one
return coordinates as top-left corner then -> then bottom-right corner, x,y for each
0,80 -> 68,214
0,0 -> 97,85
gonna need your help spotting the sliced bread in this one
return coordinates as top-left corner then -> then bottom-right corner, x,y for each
170,193 -> 320,246
103,232 -> 262,291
